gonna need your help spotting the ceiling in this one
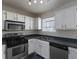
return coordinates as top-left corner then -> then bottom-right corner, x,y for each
2,0 -> 76,14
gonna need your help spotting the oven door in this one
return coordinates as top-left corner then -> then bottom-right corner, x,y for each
7,44 -> 26,59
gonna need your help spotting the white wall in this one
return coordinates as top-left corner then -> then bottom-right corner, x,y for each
40,1 -> 77,19
38,1 -> 77,39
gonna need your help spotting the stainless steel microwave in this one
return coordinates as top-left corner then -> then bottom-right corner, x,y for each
4,20 -> 25,30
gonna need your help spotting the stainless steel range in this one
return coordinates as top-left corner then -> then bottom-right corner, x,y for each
2,33 -> 28,59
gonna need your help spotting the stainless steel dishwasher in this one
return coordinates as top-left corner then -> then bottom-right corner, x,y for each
50,43 -> 68,59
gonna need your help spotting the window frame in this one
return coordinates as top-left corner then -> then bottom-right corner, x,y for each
41,17 -> 56,32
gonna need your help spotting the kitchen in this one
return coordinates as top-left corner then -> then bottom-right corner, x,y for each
2,0 -> 77,59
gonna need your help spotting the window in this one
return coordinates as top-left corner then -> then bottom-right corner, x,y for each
42,17 -> 56,32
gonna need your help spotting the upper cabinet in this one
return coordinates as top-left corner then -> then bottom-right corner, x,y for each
2,10 -> 36,31
25,16 -> 31,30
2,10 -> 7,30
38,17 -> 42,30
6,11 -> 17,21
5,11 -> 25,22
25,16 -> 35,30
55,6 -> 77,30
17,14 -> 25,22
2,10 -> 6,20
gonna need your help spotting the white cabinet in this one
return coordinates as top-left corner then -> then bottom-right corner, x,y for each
55,6 -> 77,30
25,16 -> 35,30
28,39 -> 36,54
28,39 -> 50,59
40,40 -> 50,59
68,47 -> 77,59
2,10 -> 6,30
30,17 -> 35,30
35,40 -> 41,55
25,16 -> 31,30
17,14 -> 25,22
6,11 -> 25,22
6,11 -> 16,21
28,39 -> 41,54
38,17 -> 42,30
2,10 -> 6,20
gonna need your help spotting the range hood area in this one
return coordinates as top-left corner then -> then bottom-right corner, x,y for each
4,20 -> 25,31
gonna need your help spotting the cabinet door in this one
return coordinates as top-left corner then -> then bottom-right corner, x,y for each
68,47 -> 77,59
2,10 -> 6,20
41,44 -> 49,59
40,41 -> 50,59
28,39 -> 36,54
6,11 -> 16,21
17,14 -> 25,22
2,10 -> 6,30
28,39 -> 34,54
34,40 -> 41,55
25,16 -> 35,30
25,16 -> 31,30
30,17 -> 35,30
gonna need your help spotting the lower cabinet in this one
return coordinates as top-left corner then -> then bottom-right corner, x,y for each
28,39 -> 36,54
28,39 -> 77,59
40,44 -> 50,59
39,40 -> 49,59
68,47 -> 77,59
28,39 -> 50,59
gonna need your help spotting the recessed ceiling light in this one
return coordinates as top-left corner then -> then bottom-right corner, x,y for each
40,0 -> 43,4
28,0 -> 44,5
28,1 -> 32,5
34,0 -> 37,3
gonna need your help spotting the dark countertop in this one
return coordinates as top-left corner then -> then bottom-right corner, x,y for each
2,35 -> 28,48
2,34 -> 77,48
25,34 -> 77,48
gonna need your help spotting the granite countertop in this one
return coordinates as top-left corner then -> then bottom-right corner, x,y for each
25,34 -> 77,48
2,34 -> 77,48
